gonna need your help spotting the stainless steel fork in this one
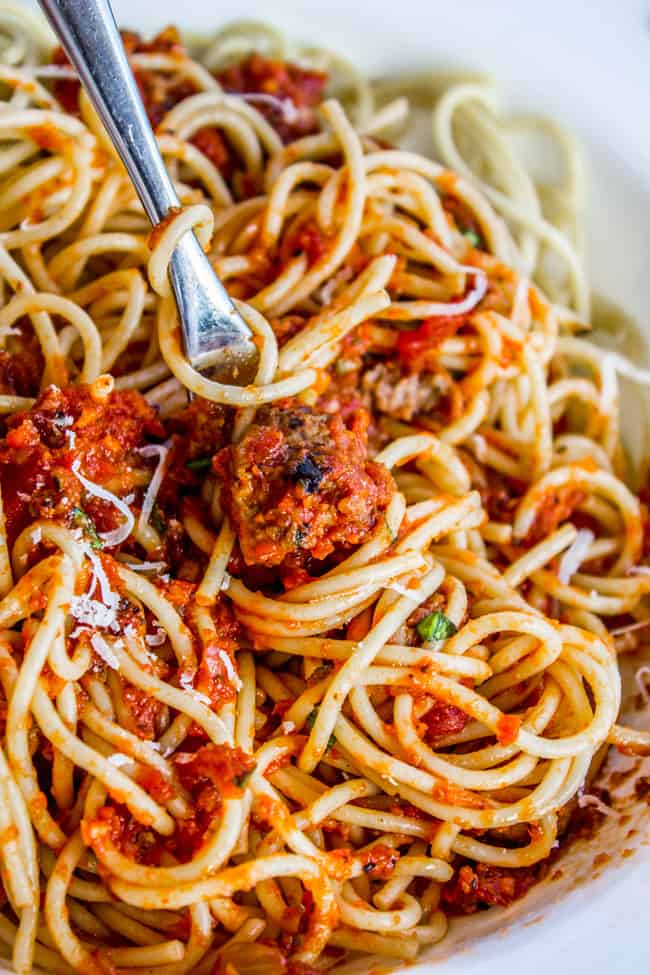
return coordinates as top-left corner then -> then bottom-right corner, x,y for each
39,0 -> 258,384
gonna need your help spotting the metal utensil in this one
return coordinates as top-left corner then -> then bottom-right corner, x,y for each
39,0 -> 258,384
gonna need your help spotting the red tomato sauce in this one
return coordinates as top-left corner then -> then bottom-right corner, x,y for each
0,384 -> 163,548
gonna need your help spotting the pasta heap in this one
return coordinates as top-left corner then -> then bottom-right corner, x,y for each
0,9 -> 648,975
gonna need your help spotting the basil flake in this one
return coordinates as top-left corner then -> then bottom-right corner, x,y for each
306,707 -> 336,749
72,506 -> 103,550
186,456 -> 212,472
463,229 -> 481,247
416,611 -> 457,642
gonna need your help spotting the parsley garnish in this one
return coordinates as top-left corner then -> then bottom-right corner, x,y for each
71,506 -> 103,550
186,456 -> 212,472
234,766 -> 255,788
150,503 -> 166,535
463,229 -> 481,248
306,708 -> 336,749
416,611 -> 457,642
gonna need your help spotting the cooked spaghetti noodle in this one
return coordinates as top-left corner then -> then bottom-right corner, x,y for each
0,7 -> 647,975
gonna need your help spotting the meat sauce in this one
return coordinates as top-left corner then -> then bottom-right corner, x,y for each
396,314 -> 468,372
214,403 -> 395,570
51,32 -> 326,190
83,743 -> 254,863
0,383 -> 163,548
193,598 -> 241,708
216,52 -> 327,142
442,861 -> 539,914
524,486 -> 586,546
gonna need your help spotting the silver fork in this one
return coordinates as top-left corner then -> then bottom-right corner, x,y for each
39,0 -> 258,385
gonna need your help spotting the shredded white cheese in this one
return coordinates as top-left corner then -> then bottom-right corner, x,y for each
138,443 -> 170,537
122,560 -> 168,573
231,91 -> 302,124
71,459 -> 135,547
219,650 -> 242,691
557,529 -> 594,584
145,626 -> 167,647
70,597 -> 114,630
70,544 -> 121,633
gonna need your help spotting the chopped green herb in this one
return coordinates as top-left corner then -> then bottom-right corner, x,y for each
186,456 -> 212,472
294,525 -> 308,547
416,610 -> 457,642
385,515 -> 397,543
71,506 -> 103,550
463,229 -> 481,248
234,766 -> 255,788
151,504 -> 166,535
306,708 -> 336,749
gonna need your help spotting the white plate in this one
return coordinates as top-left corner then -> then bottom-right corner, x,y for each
19,0 -> 650,971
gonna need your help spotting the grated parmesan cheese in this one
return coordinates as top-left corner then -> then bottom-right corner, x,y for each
123,560 -> 168,573
231,91 -> 302,124
145,626 -> 167,647
219,650 -> 242,691
70,544 -> 121,633
71,460 -> 135,547
138,443 -> 170,537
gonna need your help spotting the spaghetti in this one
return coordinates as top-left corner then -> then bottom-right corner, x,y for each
0,8 -> 647,975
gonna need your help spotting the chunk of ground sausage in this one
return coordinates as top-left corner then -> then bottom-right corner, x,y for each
216,53 -> 327,143
442,861 -> 539,913
214,404 -> 395,568
361,362 -> 444,423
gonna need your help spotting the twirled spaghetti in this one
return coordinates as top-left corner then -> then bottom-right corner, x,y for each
0,8 -> 648,975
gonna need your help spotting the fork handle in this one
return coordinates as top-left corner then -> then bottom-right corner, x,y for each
40,0 -> 178,223
38,0 -> 255,370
